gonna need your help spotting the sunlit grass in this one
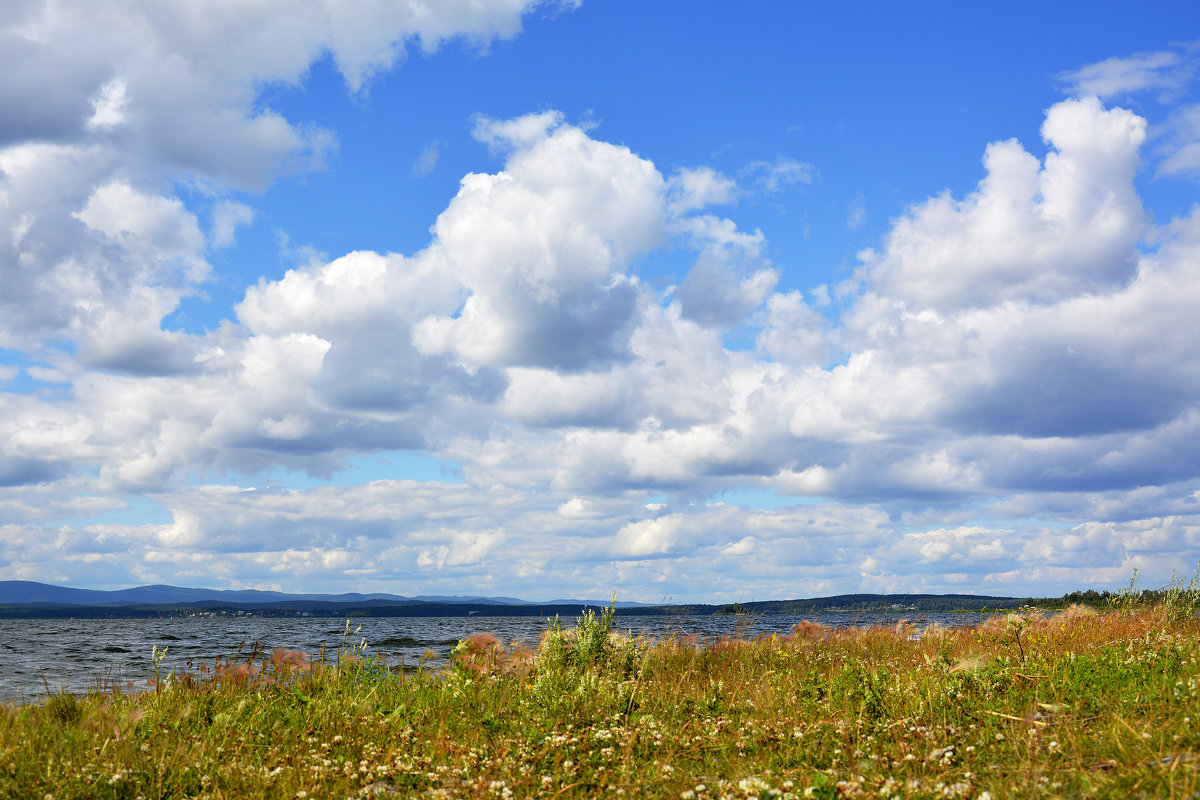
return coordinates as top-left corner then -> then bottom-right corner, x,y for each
2,605 -> 1199,798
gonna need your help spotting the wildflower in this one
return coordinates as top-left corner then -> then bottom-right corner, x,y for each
927,745 -> 955,764
739,776 -> 770,794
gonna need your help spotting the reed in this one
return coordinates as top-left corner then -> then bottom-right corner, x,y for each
1,602 -> 1197,799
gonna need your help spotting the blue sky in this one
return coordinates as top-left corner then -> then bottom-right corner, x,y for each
2,1 -> 1200,601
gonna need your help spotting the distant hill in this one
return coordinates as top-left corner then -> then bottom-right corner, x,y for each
675,593 -> 1030,614
0,580 -> 418,607
0,581 -> 651,610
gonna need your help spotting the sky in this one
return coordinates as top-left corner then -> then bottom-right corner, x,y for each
3,1 -> 1200,602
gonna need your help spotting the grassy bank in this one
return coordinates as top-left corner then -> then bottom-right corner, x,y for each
2,605 -> 1199,799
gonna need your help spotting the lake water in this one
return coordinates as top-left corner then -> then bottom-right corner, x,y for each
0,611 -> 994,702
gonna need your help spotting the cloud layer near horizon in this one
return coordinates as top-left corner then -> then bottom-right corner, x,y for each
2,4 -> 1199,601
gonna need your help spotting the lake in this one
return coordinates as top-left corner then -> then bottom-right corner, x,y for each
0,610 -> 996,701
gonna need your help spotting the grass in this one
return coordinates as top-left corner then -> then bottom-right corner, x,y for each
1,605 -> 1199,799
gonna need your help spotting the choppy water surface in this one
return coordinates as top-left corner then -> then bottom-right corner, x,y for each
0,611 -> 991,702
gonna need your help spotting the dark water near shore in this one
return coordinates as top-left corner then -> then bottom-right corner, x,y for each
0,611 -> 994,702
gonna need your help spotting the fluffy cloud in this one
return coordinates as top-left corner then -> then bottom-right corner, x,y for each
2,0 -> 557,174
1059,45 -> 1200,185
0,0 -> 557,361
413,113 -> 666,370
667,166 -> 738,214
755,291 -> 829,366
74,181 -> 205,271
673,216 -> 777,328
866,97 -> 1146,311
237,248 -> 498,423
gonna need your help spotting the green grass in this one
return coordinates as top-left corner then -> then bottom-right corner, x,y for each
3,605 -> 1199,799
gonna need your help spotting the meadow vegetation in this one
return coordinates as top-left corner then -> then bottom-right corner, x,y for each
2,590 -> 1199,799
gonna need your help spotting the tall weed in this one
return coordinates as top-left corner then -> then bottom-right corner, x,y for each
1160,563 -> 1200,621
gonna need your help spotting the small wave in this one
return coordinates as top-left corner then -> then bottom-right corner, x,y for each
371,636 -> 461,648
159,634 -> 181,641
371,636 -> 422,647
